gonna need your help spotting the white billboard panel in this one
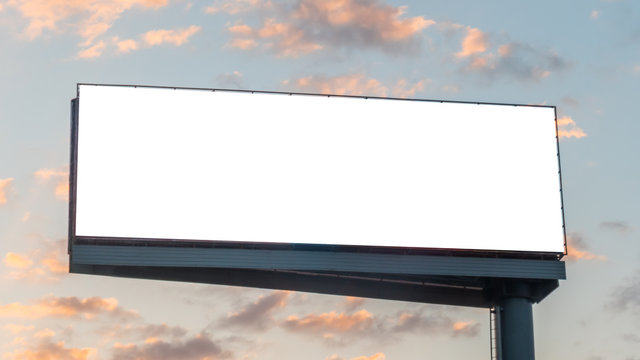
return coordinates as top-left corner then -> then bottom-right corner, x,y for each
73,84 -> 565,253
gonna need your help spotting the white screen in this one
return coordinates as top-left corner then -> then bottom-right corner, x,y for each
75,85 -> 565,253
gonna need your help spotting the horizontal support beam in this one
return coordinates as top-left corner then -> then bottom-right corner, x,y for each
71,244 -> 565,280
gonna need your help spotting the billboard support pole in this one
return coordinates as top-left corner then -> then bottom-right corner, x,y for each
499,281 -> 535,360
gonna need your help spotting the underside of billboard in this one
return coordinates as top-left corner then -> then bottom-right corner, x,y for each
68,84 -> 566,307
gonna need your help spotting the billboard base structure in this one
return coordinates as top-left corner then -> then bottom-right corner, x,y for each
70,244 -> 564,309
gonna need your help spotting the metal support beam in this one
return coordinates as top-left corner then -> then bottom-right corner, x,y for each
499,282 -> 535,360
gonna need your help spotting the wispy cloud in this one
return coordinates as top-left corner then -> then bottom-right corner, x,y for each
283,73 -> 429,98
4,336 -> 96,360
282,309 -> 374,333
609,270 -> 640,313
326,353 -> 386,360
220,0 -> 433,57
7,0 -> 168,58
0,296 -> 138,320
3,238 -> 68,283
0,177 -> 14,205
34,166 -> 69,201
216,70 -> 244,89
600,221 -> 634,235
221,290 -> 290,330
143,25 -> 201,46
565,233 -> 606,261
205,0 -> 271,15
557,116 -> 587,139
111,333 -> 231,360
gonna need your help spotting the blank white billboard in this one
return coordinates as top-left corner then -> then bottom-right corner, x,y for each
73,84 -> 565,253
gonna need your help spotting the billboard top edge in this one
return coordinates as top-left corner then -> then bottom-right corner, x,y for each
76,83 -> 556,110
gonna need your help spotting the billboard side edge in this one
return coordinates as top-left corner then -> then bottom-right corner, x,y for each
554,106 -> 568,257
68,97 -> 79,257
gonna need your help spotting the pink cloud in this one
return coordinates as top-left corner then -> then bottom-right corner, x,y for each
221,0 -> 433,57
283,73 -> 428,98
456,27 -> 488,57
327,353 -> 386,360
114,37 -> 139,53
0,177 -> 14,205
557,116 -> 587,139
8,0 -> 167,47
4,338 -> 96,360
143,25 -> 201,46
0,296 -> 138,320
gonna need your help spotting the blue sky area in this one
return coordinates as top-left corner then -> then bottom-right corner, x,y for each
0,0 -> 639,359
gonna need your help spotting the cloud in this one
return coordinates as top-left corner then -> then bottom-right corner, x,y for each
557,116 -> 587,139
7,0 -> 167,43
451,321 -> 480,337
0,296 -> 138,320
143,25 -> 201,46
591,10 -> 599,19
111,333 -> 231,360
284,73 -> 387,96
565,233 -> 606,261
283,72 -> 430,98
222,0 -> 433,57
327,353 -> 386,360
221,290 -> 289,330
3,337 -> 96,360
282,309 -> 374,334
343,296 -> 366,312
600,221 -> 634,235
77,40 -> 105,59
609,270 -> 640,313
460,39 -> 568,82
98,323 -> 189,344
4,238 -> 68,283
114,37 -> 139,53
0,177 -> 14,205
205,0 -> 271,15
34,166 -> 68,201
4,253 -> 34,269
216,71 -> 244,89
456,27 -> 488,57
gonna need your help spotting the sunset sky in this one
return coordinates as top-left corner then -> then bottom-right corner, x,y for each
1,0 -> 639,359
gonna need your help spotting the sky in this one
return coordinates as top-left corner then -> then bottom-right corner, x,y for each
0,0 -> 639,359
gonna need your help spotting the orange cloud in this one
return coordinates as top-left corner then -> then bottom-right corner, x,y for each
327,353 -> 386,360
565,234 -> 606,261
557,116 -> 587,139
0,177 -> 13,205
457,27 -> 488,57
283,309 -> 374,333
8,0 -> 167,49
284,73 -> 428,99
293,0 -> 434,41
3,338 -> 96,360
284,73 -> 387,96
34,166 -> 69,200
4,239 -> 68,283
0,296 -> 137,320
143,25 -> 201,46
4,253 -> 34,269
222,0 -> 432,57
391,78 -> 430,98
114,37 -> 139,53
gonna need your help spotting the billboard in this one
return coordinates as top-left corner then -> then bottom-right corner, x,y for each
71,84 -> 565,255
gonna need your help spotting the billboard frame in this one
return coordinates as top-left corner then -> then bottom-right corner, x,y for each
68,83 -> 567,308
